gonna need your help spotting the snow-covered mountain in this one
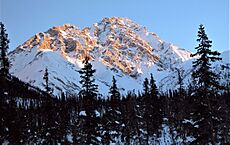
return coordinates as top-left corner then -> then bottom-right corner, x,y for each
8,17 -> 229,96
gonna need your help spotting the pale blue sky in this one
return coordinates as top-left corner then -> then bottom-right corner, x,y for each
1,0 -> 229,52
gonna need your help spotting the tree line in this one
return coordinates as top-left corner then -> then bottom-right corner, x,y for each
1,22 -> 230,144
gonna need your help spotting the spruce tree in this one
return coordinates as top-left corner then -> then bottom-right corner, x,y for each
109,76 -> 120,101
142,74 -> 162,143
149,73 -> 158,97
0,22 -> 10,76
175,68 -> 185,97
43,67 -> 52,94
103,76 -> 122,143
143,78 -> 149,96
191,24 -> 222,91
149,74 -> 162,139
189,24 -> 222,144
78,56 -> 98,97
77,56 -> 100,144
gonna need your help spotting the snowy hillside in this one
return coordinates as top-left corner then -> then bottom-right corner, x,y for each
9,17 -> 227,96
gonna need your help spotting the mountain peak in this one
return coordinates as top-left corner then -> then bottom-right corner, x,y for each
100,17 -> 136,26
51,24 -> 76,30
10,17 -> 195,95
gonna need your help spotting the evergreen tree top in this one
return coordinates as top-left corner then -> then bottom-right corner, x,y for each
43,67 -> 53,94
191,24 -> 221,60
143,77 -> 149,95
0,22 -> 10,49
78,56 -> 98,97
109,76 -> 120,100
191,24 -> 222,91
149,73 -> 158,96
0,22 -> 10,76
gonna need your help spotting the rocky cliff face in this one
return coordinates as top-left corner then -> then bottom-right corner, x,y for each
9,17 -> 198,95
